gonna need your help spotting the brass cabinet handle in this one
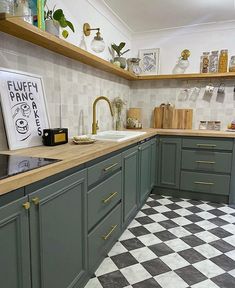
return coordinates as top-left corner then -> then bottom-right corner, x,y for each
102,192 -> 118,204
195,160 -> 215,164
32,197 -> 40,205
194,181 -> 214,185
196,144 -> 216,148
22,202 -> 30,210
103,163 -> 118,172
102,224 -> 118,241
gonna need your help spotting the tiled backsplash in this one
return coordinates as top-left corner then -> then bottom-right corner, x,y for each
130,79 -> 235,130
0,33 -> 130,150
1,33 -> 235,151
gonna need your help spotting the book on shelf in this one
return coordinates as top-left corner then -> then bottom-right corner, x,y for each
31,0 -> 45,30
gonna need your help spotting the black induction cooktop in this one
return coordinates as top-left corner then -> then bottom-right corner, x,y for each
0,154 -> 60,180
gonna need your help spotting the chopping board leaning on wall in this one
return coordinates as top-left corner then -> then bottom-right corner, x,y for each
154,104 -> 193,129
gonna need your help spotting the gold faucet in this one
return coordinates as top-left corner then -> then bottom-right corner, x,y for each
92,96 -> 114,134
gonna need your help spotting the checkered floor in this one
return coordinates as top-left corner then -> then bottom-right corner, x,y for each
85,195 -> 235,288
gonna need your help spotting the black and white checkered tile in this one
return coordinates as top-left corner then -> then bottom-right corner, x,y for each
85,195 -> 235,288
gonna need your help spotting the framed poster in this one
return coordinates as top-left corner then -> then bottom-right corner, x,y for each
0,68 -> 50,150
139,48 -> 160,75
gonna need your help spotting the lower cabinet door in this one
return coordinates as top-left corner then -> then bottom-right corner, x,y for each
158,137 -> 181,189
29,170 -> 87,288
151,138 -> 157,189
88,203 -> 122,271
122,146 -> 139,224
0,196 -> 31,288
139,141 -> 151,204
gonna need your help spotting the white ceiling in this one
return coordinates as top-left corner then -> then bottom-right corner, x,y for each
103,0 -> 235,33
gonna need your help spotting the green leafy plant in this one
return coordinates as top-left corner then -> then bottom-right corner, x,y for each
44,3 -> 75,39
111,42 -> 130,57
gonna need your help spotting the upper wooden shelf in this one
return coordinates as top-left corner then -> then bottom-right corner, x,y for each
137,72 -> 235,81
0,13 -> 137,81
1,13 -> 235,82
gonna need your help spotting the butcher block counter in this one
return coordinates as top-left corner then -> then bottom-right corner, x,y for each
1,128 -> 235,196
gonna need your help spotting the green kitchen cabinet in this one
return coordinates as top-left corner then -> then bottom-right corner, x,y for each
150,138 -> 157,189
0,196 -> 31,288
157,137 -> 181,189
122,146 -> 139,224
139,140 -> 152,205
29,169 -> 87,288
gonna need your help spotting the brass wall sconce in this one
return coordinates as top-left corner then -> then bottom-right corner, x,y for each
83,23 -> 105,53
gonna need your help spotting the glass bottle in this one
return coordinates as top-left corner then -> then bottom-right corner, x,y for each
209,51 -> 219,73
0,0 -> 14,14
229,56 -> 235,72
218,49 -> 228,73
200,52 -> 210,73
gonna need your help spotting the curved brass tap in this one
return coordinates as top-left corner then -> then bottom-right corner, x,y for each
92,96 -> 114,134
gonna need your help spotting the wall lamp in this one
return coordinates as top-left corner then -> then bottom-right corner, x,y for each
83,23 -> 105,53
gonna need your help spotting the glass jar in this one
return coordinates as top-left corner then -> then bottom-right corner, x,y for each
218,49 -> 228,73
209,51 -> 219,73
199,121 -> 207,130
229,56 -> 235,72
0,0 -> 14,14
200,52 -> 210,73
14,0 -> 33,24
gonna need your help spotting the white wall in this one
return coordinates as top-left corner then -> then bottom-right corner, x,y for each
46,0 -> 132,61
132,21 -> 235,74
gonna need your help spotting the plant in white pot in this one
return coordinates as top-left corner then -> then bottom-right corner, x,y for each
44,4 -> 75,38
111,42 -> 130,69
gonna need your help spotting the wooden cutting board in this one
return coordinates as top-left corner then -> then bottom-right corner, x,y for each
154,107 -> 193,129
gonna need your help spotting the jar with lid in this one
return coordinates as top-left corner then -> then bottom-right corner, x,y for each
218,49 -> 228,73
229,56 -> 235,72
209,51 -> 219,73
200,52 -> 210,73
0,0 -> 14,14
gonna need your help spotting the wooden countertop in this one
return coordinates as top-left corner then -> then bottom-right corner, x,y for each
155,129 -> 235,138
0,129 -> 157,195
1,128 -> 235,196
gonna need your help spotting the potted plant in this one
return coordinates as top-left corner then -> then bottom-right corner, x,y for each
44,4 -> 75,38
111,42 -> 130,69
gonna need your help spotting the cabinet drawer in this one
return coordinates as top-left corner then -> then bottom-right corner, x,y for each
182,150 -> 232,173
181,171 -> 230,195
88,203 -> 121,270
182,138 -> 233,151
88,154 -> 122,186
88,171 -> 122,230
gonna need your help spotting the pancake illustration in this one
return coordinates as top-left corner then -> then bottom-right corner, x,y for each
15,118 -> 29,134
21,103 -> 31,117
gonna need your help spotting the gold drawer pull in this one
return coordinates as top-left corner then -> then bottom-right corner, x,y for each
196,144 -> 216,148
32,197 -> 40,205
195,160 -> 215,164
194,181 -> 214,185
22,202 -> 30,210
102,192 -> 118,204
102,224 -> 118,241
103,163 -> 118,172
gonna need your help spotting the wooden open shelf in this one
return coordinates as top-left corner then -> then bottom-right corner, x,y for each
137,72 -> 235,81
0,13 -> 137,80
1,13 -> 235,82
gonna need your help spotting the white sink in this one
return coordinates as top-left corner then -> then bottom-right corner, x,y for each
91,130 -> 146,142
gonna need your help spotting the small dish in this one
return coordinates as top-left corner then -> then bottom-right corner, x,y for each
73,138 -> 96,144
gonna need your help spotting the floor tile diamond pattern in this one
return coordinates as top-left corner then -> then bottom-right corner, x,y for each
85,195 -> 235,288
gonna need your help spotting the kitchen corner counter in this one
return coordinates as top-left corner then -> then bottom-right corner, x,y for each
155,129 -> 235,138
0,129 -> 157,195
1,128 -> 235,196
